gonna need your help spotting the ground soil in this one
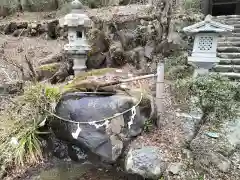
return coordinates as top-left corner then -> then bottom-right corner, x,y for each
0,35 -> 64,83
0,11 -> 58,24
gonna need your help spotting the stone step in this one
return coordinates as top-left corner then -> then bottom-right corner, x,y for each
213,65 -> 240,73
215,18 -> 240,22
219,58 -> 240,65
217,46 -> 240,53
222,20 -> 240,25
234,28 -> 240,32
217,72 -> 240,79
228,33 -> 240,37
218,53 -> 240,59
233,24 -> 240,28
219,37 -> 240,42
215,19 -> 240,24
213,17 -> 238,22
213,23 -> 240,31
216,15 -> 240,19
218,41 -> 240,47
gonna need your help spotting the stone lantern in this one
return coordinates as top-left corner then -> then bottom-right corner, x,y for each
63,0 -> 92,75
183,15 -> 234,76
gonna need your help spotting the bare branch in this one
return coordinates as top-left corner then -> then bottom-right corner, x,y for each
24,55 -> 37,80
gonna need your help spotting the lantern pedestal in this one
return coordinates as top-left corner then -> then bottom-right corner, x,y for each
72,54 -> 87,75
188,56 -> 220,77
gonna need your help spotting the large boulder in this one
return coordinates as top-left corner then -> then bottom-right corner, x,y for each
190,118 -> 240,175
125,146 -> 166,179
86,29 -> 110,69
36,62 -> 61,80
37,61 -> 72,83
50,92 -> 154,163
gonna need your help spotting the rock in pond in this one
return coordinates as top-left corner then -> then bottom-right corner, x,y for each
125,146 -> 166,179
49,92 -> 154,164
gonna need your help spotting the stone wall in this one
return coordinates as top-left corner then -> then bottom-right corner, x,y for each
85,2 -> 174,70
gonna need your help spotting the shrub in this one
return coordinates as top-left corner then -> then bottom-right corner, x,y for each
165,52 -> 194,80
174,74 -> 240,125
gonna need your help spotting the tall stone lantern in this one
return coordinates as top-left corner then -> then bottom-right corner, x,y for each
183,15 -> 234,76
63,0 -> 91,75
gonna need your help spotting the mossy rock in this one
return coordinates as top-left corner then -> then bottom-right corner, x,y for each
37,63 -> 61,80
63,68 -> 116,93
39,63 -> 60,73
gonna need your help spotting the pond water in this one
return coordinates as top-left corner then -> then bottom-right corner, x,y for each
28,160 -> 144,180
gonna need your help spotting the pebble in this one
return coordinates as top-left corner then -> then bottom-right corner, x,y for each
205,132 -> 219,139
168,162 -> 184,175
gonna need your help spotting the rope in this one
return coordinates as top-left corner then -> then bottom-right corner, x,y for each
45,81 -> 143,125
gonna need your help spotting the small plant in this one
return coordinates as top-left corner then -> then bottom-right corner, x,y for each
198,175 -> 204,180
144,119 -> 154,132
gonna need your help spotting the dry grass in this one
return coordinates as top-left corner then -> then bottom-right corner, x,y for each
0,83 -> 61,175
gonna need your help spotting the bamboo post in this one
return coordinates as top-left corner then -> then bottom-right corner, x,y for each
156,62 -> 164,127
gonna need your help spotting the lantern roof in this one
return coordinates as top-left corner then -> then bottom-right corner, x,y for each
63,0 -> 91,27
183,15 -> 234,35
